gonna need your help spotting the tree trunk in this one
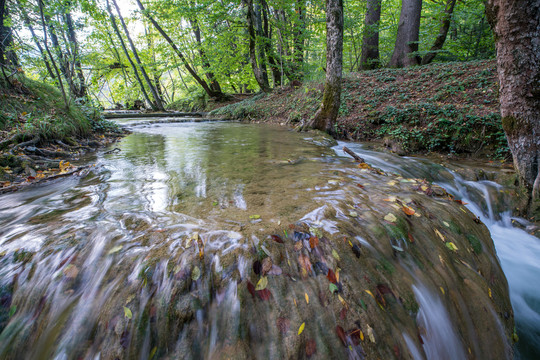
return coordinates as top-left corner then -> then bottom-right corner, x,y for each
105,0 -> 155,110
111,0 -> 165,111
389,0 -> 422,68
254,2 -> 270,88
0,0 -> 19,68
304,0 -> 343,134
359,0 -> 381,70
134,0 -> 224,100
38,0 -> 68,108
290,0 -> 306,82
16,0 -> 55,80
421,0 -> 457,65
261,0 -> 282,87
485,0 -> 540,201
245,0 -> 271,92
63,10 -> 87,98
190,17 -> 223,94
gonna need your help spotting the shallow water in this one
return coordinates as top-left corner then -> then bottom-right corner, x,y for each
0,121 -> 532,359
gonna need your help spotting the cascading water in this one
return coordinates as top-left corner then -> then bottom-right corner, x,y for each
0,121 -> 525,359
336,142 -> 540,359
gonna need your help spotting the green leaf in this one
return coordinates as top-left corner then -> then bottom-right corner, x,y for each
249,214 -> 261,220
329,283 -> 338,294
123,306 -> 132,319
445,242 -> 458,251
255,276 -> 268,290
332,249 -> 340,261
8,305 -> 16,318
191,266 -> 201,281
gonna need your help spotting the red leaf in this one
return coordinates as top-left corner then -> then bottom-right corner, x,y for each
257,288 -> 272,301
306,338 -> 317,357
336,325 -> 347,346
271,234 -> 284,243
356,183 -> 364,188
407,232 -> 415,243
276,317 -> 290,333
339,307 -> 347,320
309,236 -> 319,249
327,269 -> 337,284
247,281 -> 256,298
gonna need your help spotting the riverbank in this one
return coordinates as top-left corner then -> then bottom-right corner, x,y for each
208,60 -> 507,160
0,75 -> 125,191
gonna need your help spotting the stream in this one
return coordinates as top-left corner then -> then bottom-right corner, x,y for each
0,120 -> 538,359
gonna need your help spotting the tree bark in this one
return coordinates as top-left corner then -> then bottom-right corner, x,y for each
485,0 -> 540,200
111,0 -> 165,111
261,0 -> 282,87
304,0 -> 343,134
0,0 -> 19,68
105,0 -> 155,110
421,0 -> 457,65
245,0 -> 271,92
134,0 -> 225,100
63,9 -> 87,98
359,0 -> 381,70
389,0 -> 422,68
190,17 -> 223,94
290,0 -> 306,82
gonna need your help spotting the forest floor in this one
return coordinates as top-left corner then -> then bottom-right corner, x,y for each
208,60 -> 508,161
0,75 -> 125,192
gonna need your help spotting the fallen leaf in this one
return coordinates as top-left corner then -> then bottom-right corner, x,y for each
336,325 -> 347,346
329,283 -> 338,294
305,292 -> 309,304
191,266 -> 201,281
257,288 -> 272,301
277,317 -> 290,333
327,269 -> 337,283
306,338 -> 317,357
407,233 -> 415,243
349,211 -> 358,217
454,199 -> 468,205
262,257 -> 273,275
253,260 -> 262,275
402,206 -> 415,216
358,163 -> 370,169
367,325 -> 375,343
365,290 -> 375,299
298,322 -> 305,335
298,254 -> 312,277
123,306 -> 132,319
249,214 -> 261,220
309,236 -> 319,249
338,294 -> 347,308
488,288 -> 492,298
108,245 -> 122,255
256,276 -> 268,290
435,229 -> 445,242
445,242 -> 458,251
332,249 -> 340,261
267,265 -> 283,275
247,281 -> 256,298
294,241 -> 303,251
384,213 -> 397,223
63,264 -> 79,279
271,234 -> 284,243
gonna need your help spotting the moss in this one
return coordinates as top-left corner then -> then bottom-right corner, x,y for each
466,234 -> 483,254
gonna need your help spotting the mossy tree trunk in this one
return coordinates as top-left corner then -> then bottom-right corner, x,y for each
0,0 -> 19,69
304,0 -> 343,134
245,0 -> 271,92
359,0 -> 381,70
486,0 -> 540,201
389,0 -> 422,68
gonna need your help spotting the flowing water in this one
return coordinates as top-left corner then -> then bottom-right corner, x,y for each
0,120 -> 535,359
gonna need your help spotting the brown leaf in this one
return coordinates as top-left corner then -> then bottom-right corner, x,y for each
407,232 -> 415,243
402,206 -> 415,216
257,288 -> 272,301
271,234 -> 284,243
336,325 -> 347,346
454,199 -> 468,205
309,236 -> 319,249
247,281 -> 256,298
306,338 -> 317,357
276,317 -> 290,334
327,269 -> 337,284
262,257 -> 273,275
339,307 -> 347,320
356,183 -> 364,189
298,254 -> 312,277
294,241 -> 303,251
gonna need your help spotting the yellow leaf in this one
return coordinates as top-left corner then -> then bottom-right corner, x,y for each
255,276 -> 268,291
298,322 -> 305,335
367,325 -> 375,343
305,293 -> 309,304
402,205 -> 415,216
435,229 -> 445,242
440,287 -> 445,295
365,290 -> 375,299
332,249 -> 340,261
384,213 -> 397,223
338,294 -> 348,308
387,180 -> 397,186
360,331 -> 364,341
123,306 -> 132,319
488,288 -> 492,298
294,298 -> 297,306
348,240 -> 353,247
445,242 -> 458,251
383,196 -> 397,202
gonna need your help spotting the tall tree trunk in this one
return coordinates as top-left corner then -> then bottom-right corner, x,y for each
261,0 -> 281,87
486,0 -> 540,202
37,0 -> 68,108
290,0 -> 306,82
105,0 -> 155,110
421,0 -> 457,65
359,0 -> 381,70
63,9 -> 87,98
190,17 -> 223,94
245,0 -> 271,92
389,0 -> 422,68
111,0 -> 164,111
304,0 -> 343,134
0,0 -> 19,68
134,0 -> 224,100
16,0 -> 55,79
254,2 -> 270,88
